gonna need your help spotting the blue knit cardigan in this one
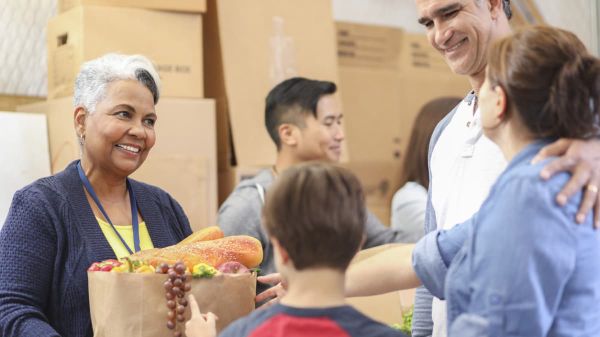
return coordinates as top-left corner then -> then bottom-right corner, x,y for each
0,160 -> 193,337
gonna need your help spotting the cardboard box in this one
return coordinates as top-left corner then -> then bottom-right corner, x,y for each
205,0 -> 341,168
59,0 -> 206,13
337,22 -> 471,165
0,95 -> 44,112
341,161 -> 403,225
47,6 -> 203,100
347,244 -> 415,325
17,97 -> 217,231
133,155 -> 214,231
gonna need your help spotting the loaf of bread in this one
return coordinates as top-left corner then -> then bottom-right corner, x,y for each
129,226 -> 263,270
178,226 -> 224,245
150,236 -> 263,270
128,226 -> 224,263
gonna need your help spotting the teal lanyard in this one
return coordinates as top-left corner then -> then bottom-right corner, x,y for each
77,161 -> 141,255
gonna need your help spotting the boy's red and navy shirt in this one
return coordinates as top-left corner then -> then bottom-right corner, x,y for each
219,303 -> 407,337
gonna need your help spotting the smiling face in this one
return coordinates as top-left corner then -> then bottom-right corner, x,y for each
77,79 -> 157,178
416,0 -> 499,78
295,94 -> 345,163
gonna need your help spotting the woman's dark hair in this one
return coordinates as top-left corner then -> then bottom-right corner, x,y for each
487,25 -> 600,139
400,97 -> 460,188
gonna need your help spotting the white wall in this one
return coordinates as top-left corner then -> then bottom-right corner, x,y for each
533,0 -> 599,55
0,112 -> 51,226
332,0 -> 424,33
0,0 -> 56,96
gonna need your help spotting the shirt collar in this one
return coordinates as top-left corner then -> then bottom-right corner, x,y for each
464,90 -> 477,105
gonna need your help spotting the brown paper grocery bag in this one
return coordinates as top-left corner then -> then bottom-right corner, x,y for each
88,271 -> 256,337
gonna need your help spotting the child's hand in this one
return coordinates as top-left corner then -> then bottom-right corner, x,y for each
185,294 -> 218,337
255,273 -> 288,308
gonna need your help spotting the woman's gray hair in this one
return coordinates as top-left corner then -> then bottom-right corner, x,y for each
73,53 -> 161,112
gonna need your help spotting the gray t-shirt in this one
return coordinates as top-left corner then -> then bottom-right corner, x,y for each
217,169 -> 412,293
391,181 -> 428,243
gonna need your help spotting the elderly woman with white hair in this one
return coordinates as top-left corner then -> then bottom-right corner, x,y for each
0,53 -> 192,337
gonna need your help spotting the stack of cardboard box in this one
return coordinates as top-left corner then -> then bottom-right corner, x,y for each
47,0 -> 205,99
203,0 -> 343,204
18,0 -> 217,231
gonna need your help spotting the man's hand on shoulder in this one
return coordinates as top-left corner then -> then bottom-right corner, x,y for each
532,138 -> 600,227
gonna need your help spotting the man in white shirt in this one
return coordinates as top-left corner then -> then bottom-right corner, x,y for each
412,1 -> 600,336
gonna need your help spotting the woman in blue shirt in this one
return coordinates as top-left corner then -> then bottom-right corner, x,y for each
345,25 -> 600,336
434,25 -> 600,336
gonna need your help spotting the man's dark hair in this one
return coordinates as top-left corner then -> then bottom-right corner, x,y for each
265,77 -> 337,150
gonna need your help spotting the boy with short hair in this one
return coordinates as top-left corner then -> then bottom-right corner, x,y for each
186,163 -> 407,337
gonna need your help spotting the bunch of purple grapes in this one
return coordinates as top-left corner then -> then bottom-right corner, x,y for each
158,261 -> 191,337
